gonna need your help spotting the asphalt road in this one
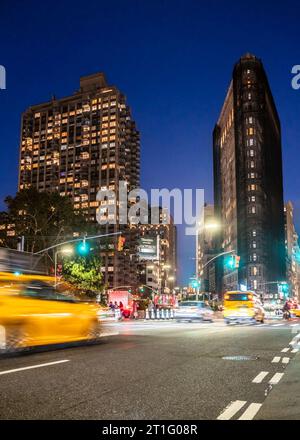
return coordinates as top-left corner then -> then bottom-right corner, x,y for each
0,319 -> 299,420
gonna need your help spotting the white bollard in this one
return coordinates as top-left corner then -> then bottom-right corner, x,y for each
165,309 -> 170,320
161,309 -> 165,320
145,309 -> 150,320
151,309 -> 155,320
156,308 -> 160,320
170,308 -> 174,319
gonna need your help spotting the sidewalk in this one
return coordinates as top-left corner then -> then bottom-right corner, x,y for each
256,352 -> 300,419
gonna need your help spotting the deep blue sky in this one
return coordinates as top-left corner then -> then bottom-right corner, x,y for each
1,0 -> 300,284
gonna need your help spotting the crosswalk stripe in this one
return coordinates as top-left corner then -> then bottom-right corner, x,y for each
291,348 -> 299,353
217,400 -> 247,420
282,357 -> 290,364
281,348 -> 289,353
269,373 -> 284,385
238,403 -> 262,420
272,356 -> 281,363
252,371 -> 269,383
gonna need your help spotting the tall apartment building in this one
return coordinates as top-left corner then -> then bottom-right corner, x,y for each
213,54 -> 286,296
284,201 -> 300,299
18,73 -> 140,288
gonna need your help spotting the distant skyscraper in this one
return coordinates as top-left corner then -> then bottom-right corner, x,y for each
18,73 -> 140,288
213,54 -> 286,296
196,204 -> 217,294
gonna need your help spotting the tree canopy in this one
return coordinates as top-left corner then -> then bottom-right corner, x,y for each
0,188 -> 87,253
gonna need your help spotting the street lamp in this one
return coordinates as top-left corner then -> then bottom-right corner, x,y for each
54,246 -> 74,288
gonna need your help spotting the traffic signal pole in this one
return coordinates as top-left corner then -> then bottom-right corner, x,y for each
34,232 -> 122,255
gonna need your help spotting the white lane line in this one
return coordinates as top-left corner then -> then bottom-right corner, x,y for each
238,403 -> 262,420
272,356 -> 281,363
0,360 -> 69,376
290,324 -> 299,327
100,332 -> 119,337
281,348 -> 290,353
269,373 -> 284,385
217,400 -> 247,420
291,348 -> 299,353
282,357 -> 290,364
272,324 -> 284,327
252,371 -> 269,383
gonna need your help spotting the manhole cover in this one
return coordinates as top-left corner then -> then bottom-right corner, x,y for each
222,355 -> 258,361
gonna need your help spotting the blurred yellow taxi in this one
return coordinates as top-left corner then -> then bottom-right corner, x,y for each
0,272 -> 101,351
223,290 -> 265,324
291,308 -> 300,317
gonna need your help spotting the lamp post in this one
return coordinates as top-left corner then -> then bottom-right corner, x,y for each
54,247 -> 74,288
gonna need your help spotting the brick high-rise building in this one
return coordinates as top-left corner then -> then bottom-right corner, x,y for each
18,72 -> 140,288
213,54 -> 286,297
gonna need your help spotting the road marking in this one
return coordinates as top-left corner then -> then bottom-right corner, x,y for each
281,348 -> 290,353
269,373 -> 284,385
252,371 -> 269,383
272,324 -> 284,327
238,403 -> 262,420
0,360 -> 69,376
291,348 -> 299,353
282,357 -> 290,364
217,400 -> 247,420
290,324 -> 299,327
271,356 -> 281,363
100,332 -> 119,337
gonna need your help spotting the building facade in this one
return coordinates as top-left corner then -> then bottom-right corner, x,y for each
285,201 -> 300,300
213,54 -> 286,297
137,207 -> 177,294
196,204 -> 217,294
18,73 -> 140,288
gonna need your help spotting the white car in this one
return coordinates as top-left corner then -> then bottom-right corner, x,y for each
175,301 -> 214,322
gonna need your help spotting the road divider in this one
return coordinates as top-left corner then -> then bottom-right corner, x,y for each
217,400 -> 247,420
238,403 -> 262,420
252,371 -> 269,383
269,372 -> 284,385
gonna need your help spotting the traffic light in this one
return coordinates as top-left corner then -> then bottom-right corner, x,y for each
225,255 -> 240,269
226,255 -> 235,269
77,240 -> 90,256
190,279 -> 200,289
117,236 -> 126,251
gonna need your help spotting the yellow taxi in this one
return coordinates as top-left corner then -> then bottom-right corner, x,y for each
0,272 -> 101,351
223,290 -> 265,324
291,308 -> 300,318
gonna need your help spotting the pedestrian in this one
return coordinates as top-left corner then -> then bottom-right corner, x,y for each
132,300 -> 138,319
108,301 -> 114,310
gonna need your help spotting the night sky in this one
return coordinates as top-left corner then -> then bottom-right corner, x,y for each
1,0 -> 300,284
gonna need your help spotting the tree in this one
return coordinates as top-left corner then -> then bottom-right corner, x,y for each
62,255 -> 104,298
0,188 -> 87,253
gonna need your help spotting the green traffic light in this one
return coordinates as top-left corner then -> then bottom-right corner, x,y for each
77,241 -> 90,256
226,255 -> 235,268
